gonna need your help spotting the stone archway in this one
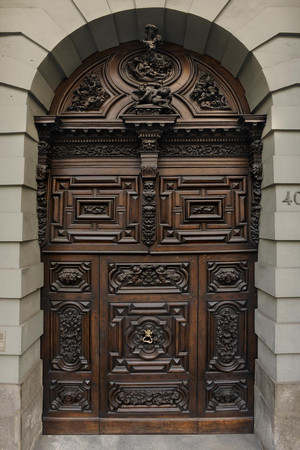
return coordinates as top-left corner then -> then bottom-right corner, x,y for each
0,3 -> 299,449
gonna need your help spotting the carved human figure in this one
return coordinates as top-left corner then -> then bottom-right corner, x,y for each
132,82 -> 172,112
143,24 -> 162,53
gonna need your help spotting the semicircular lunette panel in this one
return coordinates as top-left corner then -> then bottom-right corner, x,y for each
51,26 -> 249,117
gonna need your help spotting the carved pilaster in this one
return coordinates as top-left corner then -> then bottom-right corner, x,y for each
248,130 -> 263,247
138,132 -> 160,247
37,137 -> 51,246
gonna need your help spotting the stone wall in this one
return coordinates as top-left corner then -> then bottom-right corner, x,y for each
0,1 -> 299,449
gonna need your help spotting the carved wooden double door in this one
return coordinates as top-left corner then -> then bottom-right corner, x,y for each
37,37 -> 264,434
41,156 -> 258,434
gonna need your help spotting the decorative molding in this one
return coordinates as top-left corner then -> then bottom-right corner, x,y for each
142,179 -> 156,246
67,72 -> 109,111
36,162 -> 49,245
190,72 -> 231,111
108,262 -> 189,293
109,381 -> 188,412
50,379 -> 91,411
206,380 -> 247,411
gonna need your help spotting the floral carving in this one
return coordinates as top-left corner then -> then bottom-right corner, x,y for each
109,262 -> 189,293
50,262 -> 91,292
58,268 -> 83,285
59,307 -> 82,365
109,381 -> 188,411
50,144 -> 139,158
207,261 -> 248,293
67,72 -> 109,111
216,306 -> 238,365
206,380 -> 247,411
50,380 -> 91,411
250,158 -> 262,246
36,163 -> 49,245
83,205 -> 106,215
160,144 -> 248,158
190,72 -> 231,110
142,179 -> 156,246
214,269 -> 240,285
192,205 -> 215,214
126,317 -> 172,360
126,24 -> 173,82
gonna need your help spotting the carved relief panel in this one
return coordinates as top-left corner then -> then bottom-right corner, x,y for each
50,175 -> 139,244
108,302 -> 189,373
50,300 -> 91,372
159,174 -> 248,246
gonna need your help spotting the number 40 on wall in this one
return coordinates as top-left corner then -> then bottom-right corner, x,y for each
282,191 -> 300,205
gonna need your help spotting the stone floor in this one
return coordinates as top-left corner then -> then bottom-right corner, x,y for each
35,434 -> 262,450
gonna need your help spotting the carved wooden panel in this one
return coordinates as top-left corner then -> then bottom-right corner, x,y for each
207,261 -> 248,292
50,379 -> 91,412
207,301 -> 247,372
50,261 -> 91,292
50,300 -> 91,371
159,175 -> 248,244
206,379 -> 247,412
108,262 -> 189,294
109,381 -> 189,413
108,302 -> 189,373
50,176 -> 139,243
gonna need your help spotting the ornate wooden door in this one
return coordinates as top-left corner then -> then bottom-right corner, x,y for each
36,28 -> 264,434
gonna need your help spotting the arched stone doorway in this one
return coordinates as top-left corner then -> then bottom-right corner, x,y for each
1,3 -> 298,449
36,28 -> 265,434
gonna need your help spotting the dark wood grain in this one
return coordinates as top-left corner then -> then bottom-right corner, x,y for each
38,40 -> 263,435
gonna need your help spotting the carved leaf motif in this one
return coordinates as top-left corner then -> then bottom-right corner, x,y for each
142,179 -> 156,246
109,382 -> 188,411
160,144 -> 248,158
36,163 -> 49,245
216,307 -> 238,365
50,144 -> 140,158
214,269 -> 240,285
83,205 -> 106,215
67,72 -> 109,111
59,308 -> 82,365
192,205 -> 215,214
58,268 -> 83,285
190,72 -> 231,111
109,263 -> 189,293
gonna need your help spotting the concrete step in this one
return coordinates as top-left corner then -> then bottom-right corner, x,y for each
35,434 -> 262,450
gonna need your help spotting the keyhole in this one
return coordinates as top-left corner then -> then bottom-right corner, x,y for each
142,329 -> 153,344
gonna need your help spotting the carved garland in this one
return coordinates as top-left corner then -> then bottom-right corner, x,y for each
36,161 -> 49,245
